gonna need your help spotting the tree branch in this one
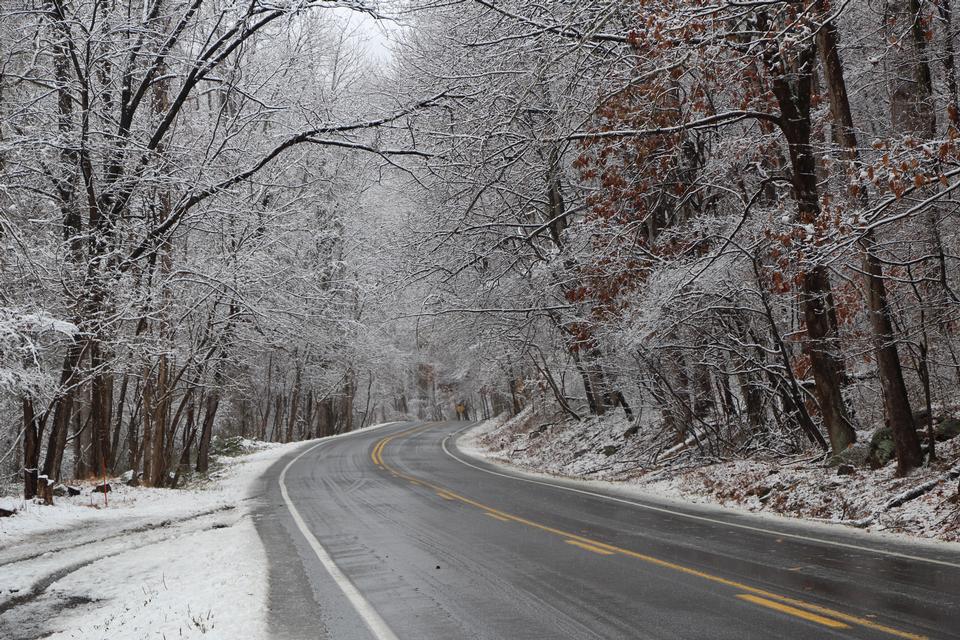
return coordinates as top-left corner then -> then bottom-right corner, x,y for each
122,92 -> 449,268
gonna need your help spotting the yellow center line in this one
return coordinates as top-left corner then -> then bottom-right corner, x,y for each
371,428 -> 927,640
738,594 -> 850,629
436,491 -> 456,501
371,425 -> 425,466
566,539 -> 616,556
484,512 -> 510,522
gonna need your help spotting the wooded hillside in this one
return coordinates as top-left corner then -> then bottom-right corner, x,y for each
3,0 -> 959,502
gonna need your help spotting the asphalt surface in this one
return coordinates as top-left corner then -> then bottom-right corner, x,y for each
253,421 -> 960,639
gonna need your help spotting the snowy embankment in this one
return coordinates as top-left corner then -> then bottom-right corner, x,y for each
0,438 -> 301,640
463,411 -> 960,543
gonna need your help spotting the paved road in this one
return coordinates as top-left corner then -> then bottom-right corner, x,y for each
253,421 -> 960,639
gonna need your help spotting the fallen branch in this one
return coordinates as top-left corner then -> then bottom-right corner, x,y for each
655,430 -> 706,465
849,464 -> 960,528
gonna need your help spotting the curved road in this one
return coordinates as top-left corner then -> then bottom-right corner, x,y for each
252,421 -> 960,639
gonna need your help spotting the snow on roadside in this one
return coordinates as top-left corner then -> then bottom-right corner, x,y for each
1,439 -> 297,640
1,439 -> 286,545
465,412 -> 960,543
33,509 -> 269,640
0,423 -> 398,640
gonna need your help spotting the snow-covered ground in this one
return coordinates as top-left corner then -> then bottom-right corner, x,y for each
0,438 -> 300,640
1,422 -> 404,639
464,411 -> 960,543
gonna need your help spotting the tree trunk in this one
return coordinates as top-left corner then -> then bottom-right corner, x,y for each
182,398 -> 196,472
89,341 -> 113,480
40,345 -> 83,502
127,378 -> 143,474
195,389 -> 220,474
318,398 -> 335,438
342,369 -> 356,432
750,263 -> 828,449
888,0 -> 952,470
109,370 -> 129,472
358,372 -> 374,431
73,405 -> 87,480
22,398 -> 42,500
286,365 -> 302,443
271,393 -> 285,442
149,354 -> 171,486
259,352 -> 273,440
141,368 -> 154,483
37,1 -> 84,503
817,4 -> 921,472
716,367 -> 736,422
887,0 -> 937,137
939,0 -> 959,113
508,376 -> 524,416
769,41 -> 856,454
303,389 -> 315,440
691,361 -> 715,419
863,234 -> 923,473
737,368 -> 765,432
171,399 -> 197,489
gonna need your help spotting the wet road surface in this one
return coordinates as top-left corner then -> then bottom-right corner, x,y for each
253,421 -> 960,639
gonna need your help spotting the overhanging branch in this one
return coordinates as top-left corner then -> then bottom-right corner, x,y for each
122,91 -> 449,268
561,110 -> 782,142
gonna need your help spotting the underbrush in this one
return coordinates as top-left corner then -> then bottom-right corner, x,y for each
471,408 -> 960,541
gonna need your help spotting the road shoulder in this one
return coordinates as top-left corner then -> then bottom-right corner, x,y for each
450,421 -> 960,565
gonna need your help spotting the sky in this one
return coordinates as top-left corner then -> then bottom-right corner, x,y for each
333,7 -> 398,63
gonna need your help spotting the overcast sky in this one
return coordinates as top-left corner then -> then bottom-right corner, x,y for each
335,7 -> 396,63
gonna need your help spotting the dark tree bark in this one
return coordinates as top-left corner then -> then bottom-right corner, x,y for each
22,398 -> 43,500
73,406 -> 87,480
141,365 -> 155,483
40,345 -> 83,502
127,378 -> 143,474
750,260 -> 828,450
195,387 -> 220,474
887,0 -> 937,137
303,390 -> 315,439
737,369 -> 765,432
358,372 -> 374,431
89,342 -> 113,479
271,393 -> 285,442
768,38 -> 856,454
341,369 -> 356,432
148,355 -> 171,486
286,364 -> 302,443
38,3 -> 84,503
940,0 -> 959,113
508,375 -> 524,416
691,362 -> 715,419
109,370 -> 129,472
817,3 -> 921,473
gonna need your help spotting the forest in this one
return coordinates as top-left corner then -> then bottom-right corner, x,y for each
2,0 -> 959,504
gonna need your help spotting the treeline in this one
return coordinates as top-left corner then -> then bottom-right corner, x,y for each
5,0 -> 960,501
0,1 -> 445,501
396,0 -> 960,475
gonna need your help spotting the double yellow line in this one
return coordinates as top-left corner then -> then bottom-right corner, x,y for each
371,427 -> 927,640
371,424 -> 425,467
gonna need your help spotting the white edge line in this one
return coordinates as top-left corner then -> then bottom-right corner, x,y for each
279,430 -> 400,640
441,426 -> 960,571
